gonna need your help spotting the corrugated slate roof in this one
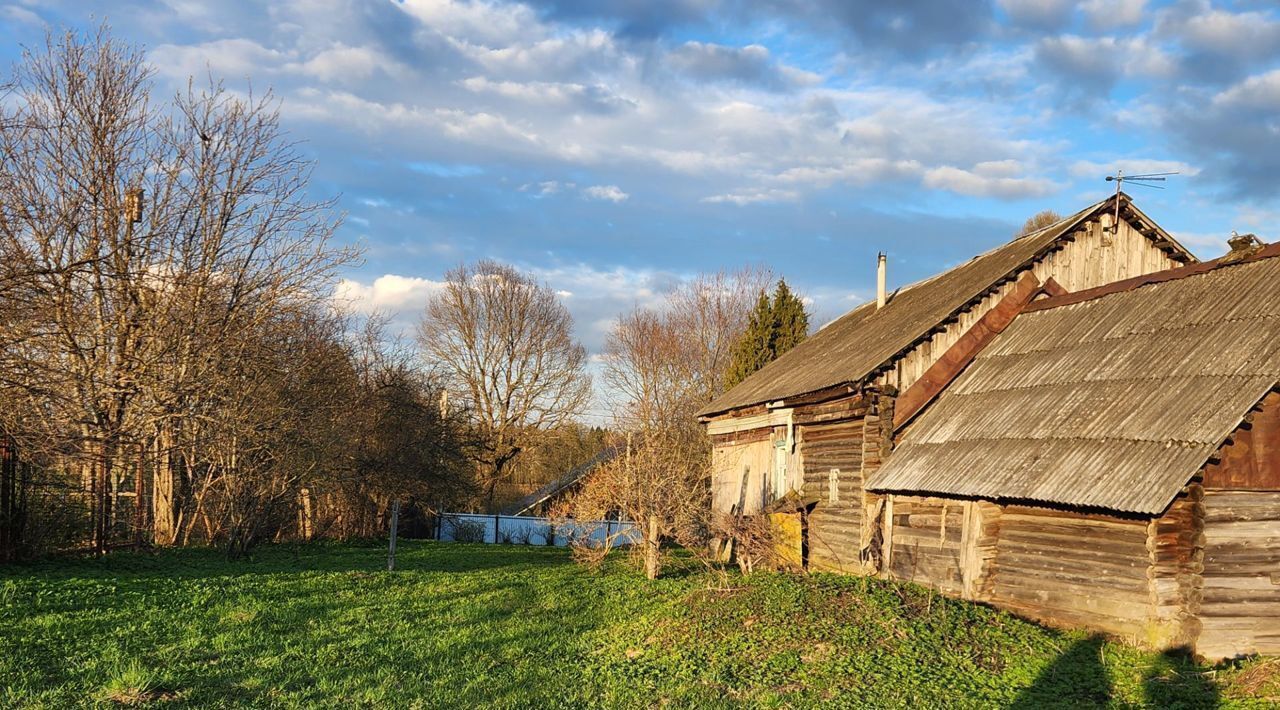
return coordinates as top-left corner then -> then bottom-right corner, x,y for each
699,196 -> 1162,417
867,250 -> 1280,514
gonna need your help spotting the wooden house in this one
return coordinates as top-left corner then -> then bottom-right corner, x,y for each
700,194 -> 1193,571
700,196 -> 1280,659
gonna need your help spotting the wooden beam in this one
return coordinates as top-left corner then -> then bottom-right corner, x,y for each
892,271 -> 1048,431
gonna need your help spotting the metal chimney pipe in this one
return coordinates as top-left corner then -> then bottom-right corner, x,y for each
876,252 -> 887,310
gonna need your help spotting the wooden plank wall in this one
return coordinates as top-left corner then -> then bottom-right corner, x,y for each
1203,391 -> 1280,490
878,215 -> 1182,394
801,421 -> 864,573
987,506 -> 1153,639
710,430 -> 773,515
1198,490 -> 1280,659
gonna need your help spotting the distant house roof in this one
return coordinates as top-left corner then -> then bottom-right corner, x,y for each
867,241 -> 1280,515
500,446 -> 621,516
698,195 -> 1192,418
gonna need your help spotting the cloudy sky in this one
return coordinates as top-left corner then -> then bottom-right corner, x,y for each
3,0 -> 1278,418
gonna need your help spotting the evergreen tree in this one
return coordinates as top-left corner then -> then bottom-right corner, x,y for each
770,280 -> 809,357
724,280 -> 811,391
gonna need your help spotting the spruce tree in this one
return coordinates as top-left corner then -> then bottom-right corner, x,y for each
771,280 -> 809,357
724,280 -> 811,391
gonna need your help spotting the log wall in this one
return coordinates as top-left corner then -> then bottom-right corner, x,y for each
987,506 -> 1154,639
800,421 -> 864,573
885,496 -> 966,595
1197,490 -> 1280,659
1147,483 -> 1206,648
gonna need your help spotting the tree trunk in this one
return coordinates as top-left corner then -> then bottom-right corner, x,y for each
645,514 -> 661,580
152,433 -> 178,546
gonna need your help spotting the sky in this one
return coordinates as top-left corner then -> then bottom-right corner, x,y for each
2,0 -> 1279,420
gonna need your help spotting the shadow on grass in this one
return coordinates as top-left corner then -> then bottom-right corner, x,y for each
1011,637 -> 1219,709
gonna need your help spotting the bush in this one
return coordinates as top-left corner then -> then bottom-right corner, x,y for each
450,519 -> 487,543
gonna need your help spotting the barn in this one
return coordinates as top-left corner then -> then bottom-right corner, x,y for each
868,235 -> 1280,660
701,194 -> 1193,574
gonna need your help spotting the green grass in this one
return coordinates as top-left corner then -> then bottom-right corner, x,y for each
1,541 -> 1275,708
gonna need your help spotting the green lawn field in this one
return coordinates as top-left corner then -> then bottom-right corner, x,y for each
1,541 -> 1275,708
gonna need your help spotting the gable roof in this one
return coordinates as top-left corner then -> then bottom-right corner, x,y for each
866,242 -> 1280,515
698,195 -> 1191,418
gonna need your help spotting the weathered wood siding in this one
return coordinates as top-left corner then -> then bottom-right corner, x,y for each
987,506 -> 1153,639
1198,490 -> 1280,659
710,429 -> 773,515
1203,391 -> 1280,491
801,421 -> 863,572
878,214 -> 1182,394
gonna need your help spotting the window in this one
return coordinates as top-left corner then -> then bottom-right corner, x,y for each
828,468 -> 840,504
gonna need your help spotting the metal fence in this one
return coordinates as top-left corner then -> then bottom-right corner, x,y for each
437,513 -> 639,547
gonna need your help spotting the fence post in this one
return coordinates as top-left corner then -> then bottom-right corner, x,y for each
387,500 -> 400,571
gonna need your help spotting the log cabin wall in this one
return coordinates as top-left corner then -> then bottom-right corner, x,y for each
1147,483 -> 1205,649
986,506 -> 1154,640
1198,490 -> 1280,659
876,215 -> 1182,394
1196,392 -> 1280,659
880,496 -> 1001,600
799,419 -> 865,573
884,496 -> 966,595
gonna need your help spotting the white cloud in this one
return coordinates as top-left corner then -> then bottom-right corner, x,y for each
1082,0 -> 1146,29
998,0 -> 1075,29
702,188 -> 800,205
1212,69 -> 1280,111
287,45 -> 400,82
1170,8 -> 1280,60
333,274 -> 445,315
923,163 -> 1057,199
1171,231 -> 1229,258
582,184 -> 629,202
1036,35 -> 1178,86
149,38 -> 287,80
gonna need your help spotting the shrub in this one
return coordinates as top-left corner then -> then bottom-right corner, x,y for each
450,519 -> 487,543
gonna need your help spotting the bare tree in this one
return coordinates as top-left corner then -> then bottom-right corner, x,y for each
418,260 -> 591,507
580,267 -> 770,578
0,26 -> 355,553
1018,209 -> 1063,236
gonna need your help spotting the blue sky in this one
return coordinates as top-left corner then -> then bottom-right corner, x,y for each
3,0 -> 1279,418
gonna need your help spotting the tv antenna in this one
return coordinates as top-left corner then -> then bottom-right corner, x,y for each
1103,169 -> 1178,233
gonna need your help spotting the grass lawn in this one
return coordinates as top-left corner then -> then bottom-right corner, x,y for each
2,541 -> 1277,708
